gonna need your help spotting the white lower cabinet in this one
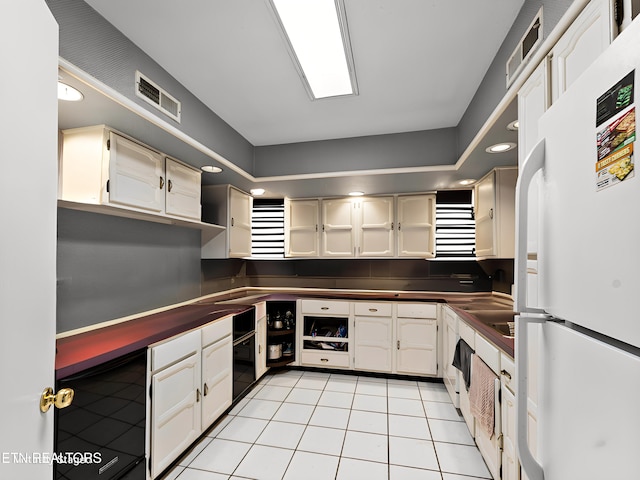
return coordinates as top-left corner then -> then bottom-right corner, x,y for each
354,303 -> 393,373
149,317 -> 233,478
395,303 -> 438,376
149,330 -> 201,479
255,302 -> 269,379
501,354 -> 519,480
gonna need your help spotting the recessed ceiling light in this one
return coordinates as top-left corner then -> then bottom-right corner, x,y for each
57,82 -> 83,101
507,120 -> 519,130
250,188 -> 266,196
486,142 -> 516,153
348,191 -> 364,197
201,165 -> 222,173
458,179 -> 476,186
269,0 -> 357,100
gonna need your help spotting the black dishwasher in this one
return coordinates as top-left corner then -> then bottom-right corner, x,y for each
54,349 -> 146,480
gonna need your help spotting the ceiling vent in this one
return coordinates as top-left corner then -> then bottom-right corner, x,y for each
135,71 -> 181,123
506,8 -> 543,88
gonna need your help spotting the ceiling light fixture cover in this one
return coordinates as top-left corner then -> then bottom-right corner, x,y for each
201,165 -> 222,173
269,0 -> 358,100
57,82 -> 84,101
250,188 -> 266,196
507,120 -> 519,130
486,142 -> 516,153
348,191 -> 364,197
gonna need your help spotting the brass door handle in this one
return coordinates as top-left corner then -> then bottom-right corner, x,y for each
159,176 -> 165,190
40,387 -> 74,413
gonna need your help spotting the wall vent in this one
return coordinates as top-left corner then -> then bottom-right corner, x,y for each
135,71 -> 181,123
506,8 -> 543,88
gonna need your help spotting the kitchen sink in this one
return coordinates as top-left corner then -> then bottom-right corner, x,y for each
462,309 -> 516,338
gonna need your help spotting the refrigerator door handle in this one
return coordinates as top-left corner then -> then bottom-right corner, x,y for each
514,138 -> 546,314
516,313 -> 551,480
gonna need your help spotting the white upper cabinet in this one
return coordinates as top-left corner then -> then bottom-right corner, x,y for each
107,131 -> 164,212
358,196 -> 395,257
321,198 -> 355,257
550,0 -> 616,102
518,60 -> 549,258
60,125 -> 202,221
474,167 -> 517,259
165,157 -> 202,220
397,194 -> 436,258
201,185 -> 252,258
285,199 -> 320,257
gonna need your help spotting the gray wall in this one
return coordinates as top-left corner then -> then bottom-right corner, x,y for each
47,0 -> 254,174
457,0 -> 574,157
57,208 -> 201,333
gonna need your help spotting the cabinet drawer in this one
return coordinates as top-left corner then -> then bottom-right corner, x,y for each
397,303 -> 436,318
458,321 -> 475,347
300,350 -> 350,368
300,299 -> 350,316
151,329 -> 200,372
201,315 -> 232,348
475,333 -> 500,375
354,302 -> 392,317
500,353 -> 515,391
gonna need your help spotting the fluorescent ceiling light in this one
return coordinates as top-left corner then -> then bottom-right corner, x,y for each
270,0 -> 357,99
57,82 -> 83,101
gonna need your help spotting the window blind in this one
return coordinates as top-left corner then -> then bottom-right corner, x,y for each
435,190 -> 476,258
251,199 -> 285,258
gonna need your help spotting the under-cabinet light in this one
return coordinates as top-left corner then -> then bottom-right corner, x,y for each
269,0 -> 357,99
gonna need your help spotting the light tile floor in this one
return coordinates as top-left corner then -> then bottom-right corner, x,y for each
161,370 -> 491,480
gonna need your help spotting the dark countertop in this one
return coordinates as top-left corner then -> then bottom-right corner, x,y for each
55,288 -> 515,379
55,303 -> 251,379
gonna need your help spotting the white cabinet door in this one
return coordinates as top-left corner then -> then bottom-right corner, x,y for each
255,314 -> 269,379
150,352 -> 201,478
321,198 -> 355,257
551,0 -> 615,102
395,317 -> 437,376
285,199 -> 319,257
442,307 -> 460,407
201,335 -> 232,430
108,132 -> 164,213
474,168 -> 517,259
501,385 -> 520,480
354,315 -> 393,372
229,186 -> 252,257
518,60 -> 549,258
397,194 -> 436,257
358,196 -> 394,257
165,157 -> 201,220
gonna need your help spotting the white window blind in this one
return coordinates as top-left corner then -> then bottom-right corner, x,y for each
251,199 -> 285,258
435,190 -> 476,258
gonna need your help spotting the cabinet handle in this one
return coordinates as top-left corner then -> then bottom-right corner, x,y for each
315,224 -> 318,232
397,340 -> 400,350
489,208 -> 494,219
398,222 -> 401,230
231,217 -> 234,227
159,176 -> 164,190
259,345 -> 262,354
196,388 -> 201,402
203,383 -> 209,396
391,222 -> 394,230
369,308 -> 378,312
500,369 -> 512,380
320,358 -> 329,362
321,307 -> 329,310
168,179 -> 173,192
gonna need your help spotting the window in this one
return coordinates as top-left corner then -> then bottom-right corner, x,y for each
251,199 -> 285,258
435,190 -> 476,258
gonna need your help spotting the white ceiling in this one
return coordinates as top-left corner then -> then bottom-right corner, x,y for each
84,0 -> 524,146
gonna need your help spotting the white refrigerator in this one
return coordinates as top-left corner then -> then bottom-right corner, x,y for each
515,15 -> 640,480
